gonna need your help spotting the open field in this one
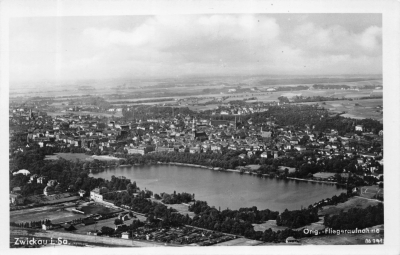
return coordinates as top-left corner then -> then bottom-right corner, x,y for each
164,203 -> 196,218
46,111 -> 123,118
11,206 -> 84,224
149,199 -> 196,218
188,104 -> 220,111
313,172 -> 336,179
318,196 -> 380,216
51,153 -> 91,161
295,98 -> 383,122
359,186 -> 383,199
46,153 -> 122,162
252,220 -> 288,232
26,194 -> 80,205
73,217 -> 118,234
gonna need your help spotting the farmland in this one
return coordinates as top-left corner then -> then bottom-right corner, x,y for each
295,98 -> 383,122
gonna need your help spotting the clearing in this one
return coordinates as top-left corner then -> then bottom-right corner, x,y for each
252,220 -> 288,232
318,196 -> 380,216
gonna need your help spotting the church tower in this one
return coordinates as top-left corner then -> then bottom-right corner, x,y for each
191,118 -> 196,140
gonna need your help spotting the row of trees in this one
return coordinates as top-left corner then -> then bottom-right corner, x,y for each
10,219 -> 51,228
276,208 -> 319,228
324,203 -> 384,229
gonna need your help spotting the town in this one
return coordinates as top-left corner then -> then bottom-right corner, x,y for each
9,92 -> 384,247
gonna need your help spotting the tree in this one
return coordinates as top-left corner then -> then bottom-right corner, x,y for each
114,218 -> 123,225
101,226 -> 114,236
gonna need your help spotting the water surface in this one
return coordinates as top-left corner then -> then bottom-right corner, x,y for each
91,165 -> 345,212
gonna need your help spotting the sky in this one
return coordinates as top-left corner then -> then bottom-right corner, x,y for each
9,14 -> 382,84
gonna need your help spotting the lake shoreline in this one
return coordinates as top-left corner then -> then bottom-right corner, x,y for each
91,162 -> 346,212
156,161 -> 344,187
97,160 -> 345,187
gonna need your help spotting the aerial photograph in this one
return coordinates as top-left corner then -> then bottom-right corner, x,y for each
6,8 -> 391,251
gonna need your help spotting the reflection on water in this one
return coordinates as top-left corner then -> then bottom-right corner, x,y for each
91,164 -> 345,212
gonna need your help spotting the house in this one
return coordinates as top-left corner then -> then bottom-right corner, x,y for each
37,176 -> 47,184
189,147 -> 201,154
47,180 -> 57,187
286,236 -> 299,244
42,223 -> 53,230
118,213 -> 130,221
260,131 -> 272,138
29,174 -> 39,182
355,125 -> 363,132
238,154 -> 246,159
121,232 -> 131,239
10,194 -> 25,205
294,145 -> 306,151
78,189 -> 86,197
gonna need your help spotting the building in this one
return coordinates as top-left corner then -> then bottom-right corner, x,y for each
155,146 -> 175,153
355,125 -> 363,132
90,187 -> 109,202
12,169 -> 31,176
294,145 -> 306,151
42,223 -> 53,230
10,194 -> 25,205
260,130 -> 272,138
47,180 -> 57,187
121,232 -> 131,239
78,189 -> 86,197
286,236 -> 299,244
37,176 -> 47,184
127,145 -> 154,155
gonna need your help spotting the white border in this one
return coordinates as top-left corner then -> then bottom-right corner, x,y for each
1,0 -> 399,254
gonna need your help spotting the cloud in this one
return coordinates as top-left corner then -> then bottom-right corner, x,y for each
10,14 -> 382,83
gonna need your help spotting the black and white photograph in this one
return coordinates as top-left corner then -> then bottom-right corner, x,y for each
1,0 -> 399,254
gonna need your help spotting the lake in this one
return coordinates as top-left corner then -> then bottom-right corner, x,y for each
90,164 -> 345,212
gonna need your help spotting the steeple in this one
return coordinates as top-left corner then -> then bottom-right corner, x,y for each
235,116 -> 237,130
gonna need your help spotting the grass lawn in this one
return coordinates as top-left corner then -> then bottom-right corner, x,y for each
55,153 -> 91,161
149,198 -> 196,218
252,220 -> 288,232
318,197 -> 380,216
11,206 -> 84,224
73,217 -> 118,234
313,172 -> 336,179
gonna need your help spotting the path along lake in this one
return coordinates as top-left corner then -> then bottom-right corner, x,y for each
90,164 -> 345,212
